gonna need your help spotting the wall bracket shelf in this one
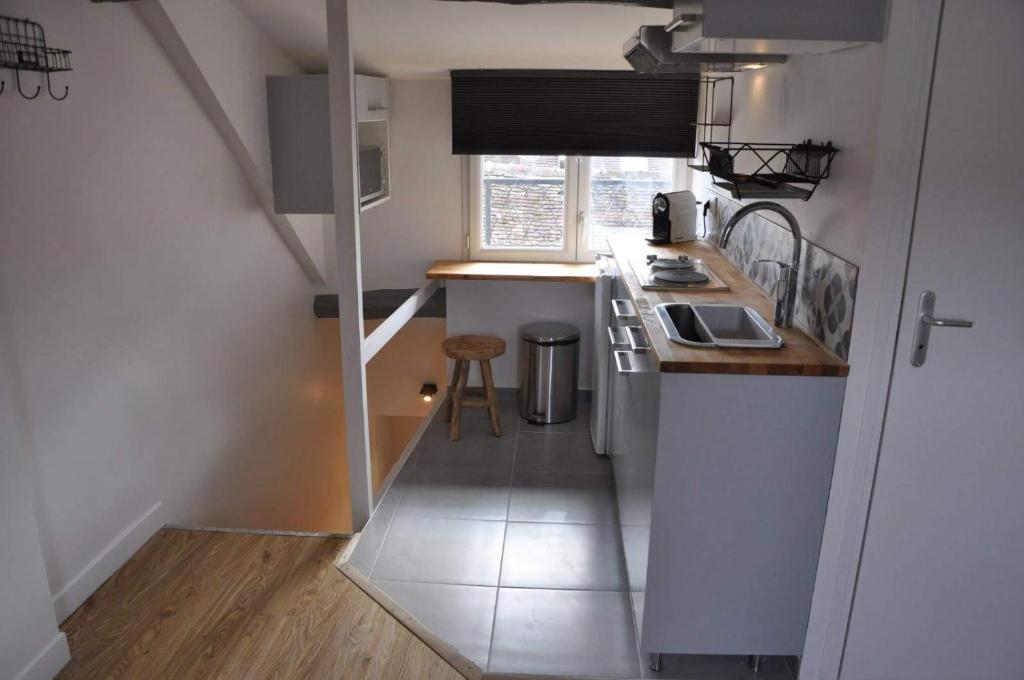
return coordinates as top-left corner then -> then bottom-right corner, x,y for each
0,15 -> 72,100
695,140 -> 838,201
687,76 -> 734,174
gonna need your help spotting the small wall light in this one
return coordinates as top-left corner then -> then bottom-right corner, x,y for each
419,383 -> 438,403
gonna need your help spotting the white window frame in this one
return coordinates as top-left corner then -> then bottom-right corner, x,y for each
469,155 -> 688,263
577,158 -> 689,262
469,155 -> 581,263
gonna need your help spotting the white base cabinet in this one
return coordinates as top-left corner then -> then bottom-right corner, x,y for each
614,370 -> 846,657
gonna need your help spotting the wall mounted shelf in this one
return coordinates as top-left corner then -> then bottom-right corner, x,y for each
695,140 -> 838,201
687,76 -> 733,174
0,15 -> 72,100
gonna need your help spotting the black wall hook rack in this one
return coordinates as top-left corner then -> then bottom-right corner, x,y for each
0,15 -> 72,101
695,140 -> 839,201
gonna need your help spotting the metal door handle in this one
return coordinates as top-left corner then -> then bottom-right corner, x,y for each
607,326 -> 629,348
612,298 -> 637,321
614,350 -> 639,374
626,325 -> 650,353
920,314 -> 973,328
911,290 -> 973,367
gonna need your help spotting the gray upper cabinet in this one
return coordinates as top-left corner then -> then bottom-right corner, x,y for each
355,74 -> 391,122
266,74 -> 390,215
670,0 -> 887,55
267,75 -> 333,214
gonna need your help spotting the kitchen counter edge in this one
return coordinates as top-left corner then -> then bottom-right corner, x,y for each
609,236 -> 850,378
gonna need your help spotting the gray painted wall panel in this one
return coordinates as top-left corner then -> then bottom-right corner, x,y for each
267,74 -> 334,214
703,0 -> 887,42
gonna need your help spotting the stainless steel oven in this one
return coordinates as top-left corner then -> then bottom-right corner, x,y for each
359,146 -> 385,204
591,254 -> 649,458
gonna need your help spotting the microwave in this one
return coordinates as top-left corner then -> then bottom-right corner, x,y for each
359,146 -> 385,204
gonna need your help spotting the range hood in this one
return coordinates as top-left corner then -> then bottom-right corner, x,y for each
624,25 -> 786,74
666,0 -> 886,56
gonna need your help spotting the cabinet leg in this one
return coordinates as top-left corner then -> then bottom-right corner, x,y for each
648,653 -> 663,672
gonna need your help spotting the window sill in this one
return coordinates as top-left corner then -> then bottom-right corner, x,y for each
426,260 -> 599,283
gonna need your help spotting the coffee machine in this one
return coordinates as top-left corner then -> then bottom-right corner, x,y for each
648,190 -> 699,244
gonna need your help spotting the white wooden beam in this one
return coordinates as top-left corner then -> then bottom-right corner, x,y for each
363,280 -> 442,362
133,1 -> 325,286
325,0 -> 373,530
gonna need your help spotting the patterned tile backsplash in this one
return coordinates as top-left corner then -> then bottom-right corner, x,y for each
709,195 -> 859,361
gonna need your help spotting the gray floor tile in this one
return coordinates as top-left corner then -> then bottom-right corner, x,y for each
371,516 -> 505,586
514,431 -> 611,475
424,400 -> 521,439
463,386 -> 519,403
373,580 -> 497,669
346,485 -> 403,577
489,588 -> 640,677
641,654 -> 795,680
500,521 -> 627,590
509,469 -> 617,525
409,401 -> 520,471
396,466 -> 511,521
411,418 -> 517,472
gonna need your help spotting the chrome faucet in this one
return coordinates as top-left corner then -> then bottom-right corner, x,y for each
717,201 -> 802,328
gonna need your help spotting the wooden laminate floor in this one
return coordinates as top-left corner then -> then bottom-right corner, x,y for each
57,529 -> 465,680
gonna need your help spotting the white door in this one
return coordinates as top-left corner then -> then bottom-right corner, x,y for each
840,2 -> 1024,678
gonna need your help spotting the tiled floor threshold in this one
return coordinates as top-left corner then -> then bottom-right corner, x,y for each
339,396 -> 795,680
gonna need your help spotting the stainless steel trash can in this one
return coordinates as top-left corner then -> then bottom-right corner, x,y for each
519,321 -> 580,425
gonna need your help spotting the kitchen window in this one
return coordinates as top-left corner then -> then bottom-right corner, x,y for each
469,155 -> 685,263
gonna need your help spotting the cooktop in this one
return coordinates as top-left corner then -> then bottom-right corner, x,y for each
630,254 -> 730,292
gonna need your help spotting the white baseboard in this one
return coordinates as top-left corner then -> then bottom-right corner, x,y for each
13,632 -> 70,680
51,501 -> 164,622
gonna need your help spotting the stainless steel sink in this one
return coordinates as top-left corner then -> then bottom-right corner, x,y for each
655,303 -> 783,349
654,303 -> 715,347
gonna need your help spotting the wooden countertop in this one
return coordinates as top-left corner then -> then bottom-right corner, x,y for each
426,260 -> 598,283
609,236 -> 849,377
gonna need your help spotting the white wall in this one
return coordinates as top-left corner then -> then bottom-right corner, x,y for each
356,79 -> 596,391
359,79 -> 465,290
691,45 -> 884,266
160,0 -> 298,182
0,0 -> 350,622
0,287 -> 69,680
149,0 -> 328,285
365,318 -> 448,418
446,281 -> 595,390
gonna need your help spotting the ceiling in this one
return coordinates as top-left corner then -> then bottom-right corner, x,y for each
232,0 -> 671,77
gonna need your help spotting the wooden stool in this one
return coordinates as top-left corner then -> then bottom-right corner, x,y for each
442,335 -> 505,441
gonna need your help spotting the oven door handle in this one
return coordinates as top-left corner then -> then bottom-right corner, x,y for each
608,326 -> 629,349
612,298 -> 637,321
626,326 -> 650,353
614,350 -> 635,375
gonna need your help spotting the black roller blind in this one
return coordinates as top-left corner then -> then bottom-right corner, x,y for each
451,70 -> 699,158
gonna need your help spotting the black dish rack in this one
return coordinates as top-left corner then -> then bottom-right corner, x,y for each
0,15 -> 72,100
697,140 -> 838,201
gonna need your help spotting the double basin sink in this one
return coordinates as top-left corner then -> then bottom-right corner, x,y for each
656,302 -> 783,349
